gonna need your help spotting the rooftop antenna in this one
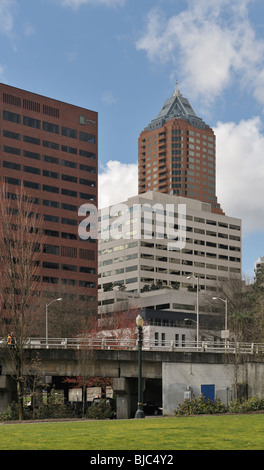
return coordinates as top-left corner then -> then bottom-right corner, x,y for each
173,80 -> 180,97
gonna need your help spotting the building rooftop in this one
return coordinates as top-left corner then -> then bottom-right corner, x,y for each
146,84 -> 210,132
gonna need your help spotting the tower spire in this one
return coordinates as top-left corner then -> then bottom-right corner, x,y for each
173,80 -> 181,97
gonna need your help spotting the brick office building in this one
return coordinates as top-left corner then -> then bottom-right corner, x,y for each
0,83 -> 98,305
138,86 -> 224,215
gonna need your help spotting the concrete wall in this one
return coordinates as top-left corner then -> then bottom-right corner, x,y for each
162,361 -> 264,415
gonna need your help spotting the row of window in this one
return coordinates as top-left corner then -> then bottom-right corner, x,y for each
42,262 -> 95,273
2,162 -> 95,185
2,110 -> 96,143
2,148 -> 96,171
43,245 -> 95,261
99,263 -> 240,279
3,177 -> 96,200
42,277 -> 96,288
7,191 -> 86,215
2,142 -> 96,159
3,93 -> 60,118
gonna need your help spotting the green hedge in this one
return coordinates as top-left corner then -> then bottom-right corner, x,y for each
175,394 -> 264,416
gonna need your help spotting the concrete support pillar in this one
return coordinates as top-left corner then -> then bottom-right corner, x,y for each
113,377 -> 138,419
0,376 -> 17,414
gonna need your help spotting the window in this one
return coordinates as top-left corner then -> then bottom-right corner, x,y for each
62,174 -> 77,183
79,281 -> 96,288
79,131 -> 96,143
3,145 -> 21,155
61,232 -> 77,240
61,159 -> 77,169
43,170 -> 59,179
43,155 -> 59,165
44,229 -> 59,237
43,121 -> 59,134
3,110 -> 21,123
43,184 -> 59,194
23,116 -> 40,129
23,150 -> 40,160
79,192 -> 96,201
24,181 -> 41,190
62,126 -> 77,139
43,199 -> 59,209
23,165 -> 40,175
43,276 -> 59,284
23,135 -> 40,145
43,245 -> 60,255
61,203 -> 77,212
3,161 -> 21,171
62,264 -> 77,272
61,217 -> 77,226
44,214 -> 59,223
79,164 -> 95,173
3,130 -> 21,140
79,178 -> 95,187
126,265 -> 137,272
4,177 -> 20,186
79,150 -> 96,159
61,145 -> 77,155
61,188 -> 77,198
79,266 -> 96,274
43,140 -> 59,150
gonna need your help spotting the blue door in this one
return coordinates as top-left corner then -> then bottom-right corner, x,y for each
201,384 -> 215,401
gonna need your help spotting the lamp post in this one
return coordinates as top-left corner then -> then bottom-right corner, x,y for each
212,297 -> 228,347
46,298 -> 62,348
187,275 -> 200,348
135,314 -> 145,419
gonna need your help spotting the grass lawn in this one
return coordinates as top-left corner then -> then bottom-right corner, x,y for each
0,414 -> 264,450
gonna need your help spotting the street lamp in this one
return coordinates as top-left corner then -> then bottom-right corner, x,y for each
212,297 -> 228,347
46,298 -> 62,347
187,275 -> 200,348
135,314 -> 145,419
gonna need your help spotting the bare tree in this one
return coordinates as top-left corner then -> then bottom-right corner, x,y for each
0,184 -> 44,420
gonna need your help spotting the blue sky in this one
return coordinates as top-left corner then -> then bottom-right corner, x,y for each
1,0 -> 264,279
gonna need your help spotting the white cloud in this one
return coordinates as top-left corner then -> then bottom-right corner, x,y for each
136,0 -> 264,107
215,117 -> 264,233
0,0 -> 16,34
98,160 -> 138,209
0,64 -> 5,79
23,23 -> 35,38
101,91 -> 117,106
59,0 -> 125,9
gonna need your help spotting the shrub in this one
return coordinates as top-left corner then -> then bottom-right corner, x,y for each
86,399 -> 113,420
175,394 -> 228,416
0,402 -> 19,421
175,394 -> 264,416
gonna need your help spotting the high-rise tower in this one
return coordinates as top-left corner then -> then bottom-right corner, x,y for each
0,83 -> 98,305
138,86 -> 223,215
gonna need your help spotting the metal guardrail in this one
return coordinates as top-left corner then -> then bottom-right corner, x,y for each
1,337 -> 264,354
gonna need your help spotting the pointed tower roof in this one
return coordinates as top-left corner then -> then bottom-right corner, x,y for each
146,84 -> 209,132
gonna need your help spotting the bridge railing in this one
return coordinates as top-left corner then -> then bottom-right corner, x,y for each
1,337 -> 264,354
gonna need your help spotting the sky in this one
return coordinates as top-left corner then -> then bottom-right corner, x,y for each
0,0 -> 264,279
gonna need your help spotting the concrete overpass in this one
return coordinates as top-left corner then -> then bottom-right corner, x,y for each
1,341 -> 264,418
